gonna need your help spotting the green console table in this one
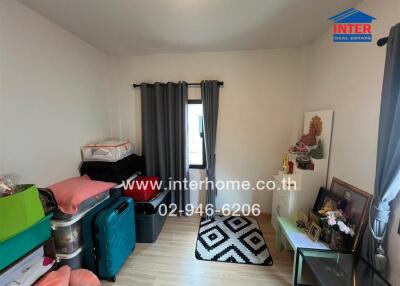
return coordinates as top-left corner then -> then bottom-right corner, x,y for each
275,217 -> 330,285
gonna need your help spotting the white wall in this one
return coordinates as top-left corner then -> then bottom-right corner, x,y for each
3,0 -> 398,282
0,0 -> 111,186
302,0 -> 400,283
110,50 -> 304,212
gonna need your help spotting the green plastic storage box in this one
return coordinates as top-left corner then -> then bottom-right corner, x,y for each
0,184 -> 45,242
0,214 -> 52,271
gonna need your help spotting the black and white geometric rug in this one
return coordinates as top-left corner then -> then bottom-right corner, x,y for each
195,216 -> 273,266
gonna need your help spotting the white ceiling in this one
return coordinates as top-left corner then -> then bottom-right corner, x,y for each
19,0 -> 362,57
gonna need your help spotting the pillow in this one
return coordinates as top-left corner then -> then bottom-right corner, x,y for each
48,176 -> 115,215
34,265 -> 70,286
70,269 -> 100,286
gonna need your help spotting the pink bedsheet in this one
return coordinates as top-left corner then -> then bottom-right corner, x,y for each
48,175 -> 115,215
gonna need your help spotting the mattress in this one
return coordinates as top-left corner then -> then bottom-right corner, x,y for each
81,140 -> 134,162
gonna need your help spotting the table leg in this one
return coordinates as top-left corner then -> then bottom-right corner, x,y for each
275,223 -> 283,252
293,249 -> 303,286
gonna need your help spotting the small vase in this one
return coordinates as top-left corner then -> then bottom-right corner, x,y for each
329,229 -> 344,250
321,221 -> 332,243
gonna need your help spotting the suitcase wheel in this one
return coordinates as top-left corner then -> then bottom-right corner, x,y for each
108,276 -> 116,282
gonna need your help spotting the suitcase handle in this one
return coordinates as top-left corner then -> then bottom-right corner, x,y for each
38,188 -> 58,214
112,171 -> 141,189
115,201 -> 129,214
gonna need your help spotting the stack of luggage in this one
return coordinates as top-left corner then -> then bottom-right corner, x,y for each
45,176 -> 116,271
44,175 -> 136,282
80,140 -> 170,243
80,140 -> 144,184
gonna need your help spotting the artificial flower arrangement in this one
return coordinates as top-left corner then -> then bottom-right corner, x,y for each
325,211 -> 355,235
321,210 -> 355,250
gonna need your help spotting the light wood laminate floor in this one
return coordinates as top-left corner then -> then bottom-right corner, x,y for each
102,214 -> 293,286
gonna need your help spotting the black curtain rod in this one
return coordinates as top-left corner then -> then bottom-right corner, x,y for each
377,36 -> 388,47
132,81 -> 224,88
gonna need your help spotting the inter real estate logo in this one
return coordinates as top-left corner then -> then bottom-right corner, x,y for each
329,8 -> 376,42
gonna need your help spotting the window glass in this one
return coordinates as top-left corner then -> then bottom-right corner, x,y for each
188,102 -> 205,167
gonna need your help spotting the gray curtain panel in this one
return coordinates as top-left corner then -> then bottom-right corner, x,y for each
367,23 -> 400,273
140,82 -> 189,213
201,80 -> 220,217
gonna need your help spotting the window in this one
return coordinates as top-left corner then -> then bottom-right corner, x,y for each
188,100 -> 205,169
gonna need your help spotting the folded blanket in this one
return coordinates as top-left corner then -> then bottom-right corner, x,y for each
48,176 -> 115,215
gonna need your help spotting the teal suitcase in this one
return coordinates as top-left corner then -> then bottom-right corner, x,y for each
82,198 -> 117,271
82,197 -> 135,282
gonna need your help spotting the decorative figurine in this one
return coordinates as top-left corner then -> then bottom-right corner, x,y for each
299,115 -> 323,147
296,211 -> 309,229
287,115 -> 324,172
309,140 -> 323,159
288,161 -> 294,174
318,199 -> 336,215
296,154 -> 311,170
288,142 -> 309,154
282,153 -> 289,174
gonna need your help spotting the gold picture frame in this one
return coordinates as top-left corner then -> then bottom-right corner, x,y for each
307,222 -> 322,242
330,177 -> 373,252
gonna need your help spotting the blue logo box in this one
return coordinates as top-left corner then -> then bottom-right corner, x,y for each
333,34 -> 372,42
